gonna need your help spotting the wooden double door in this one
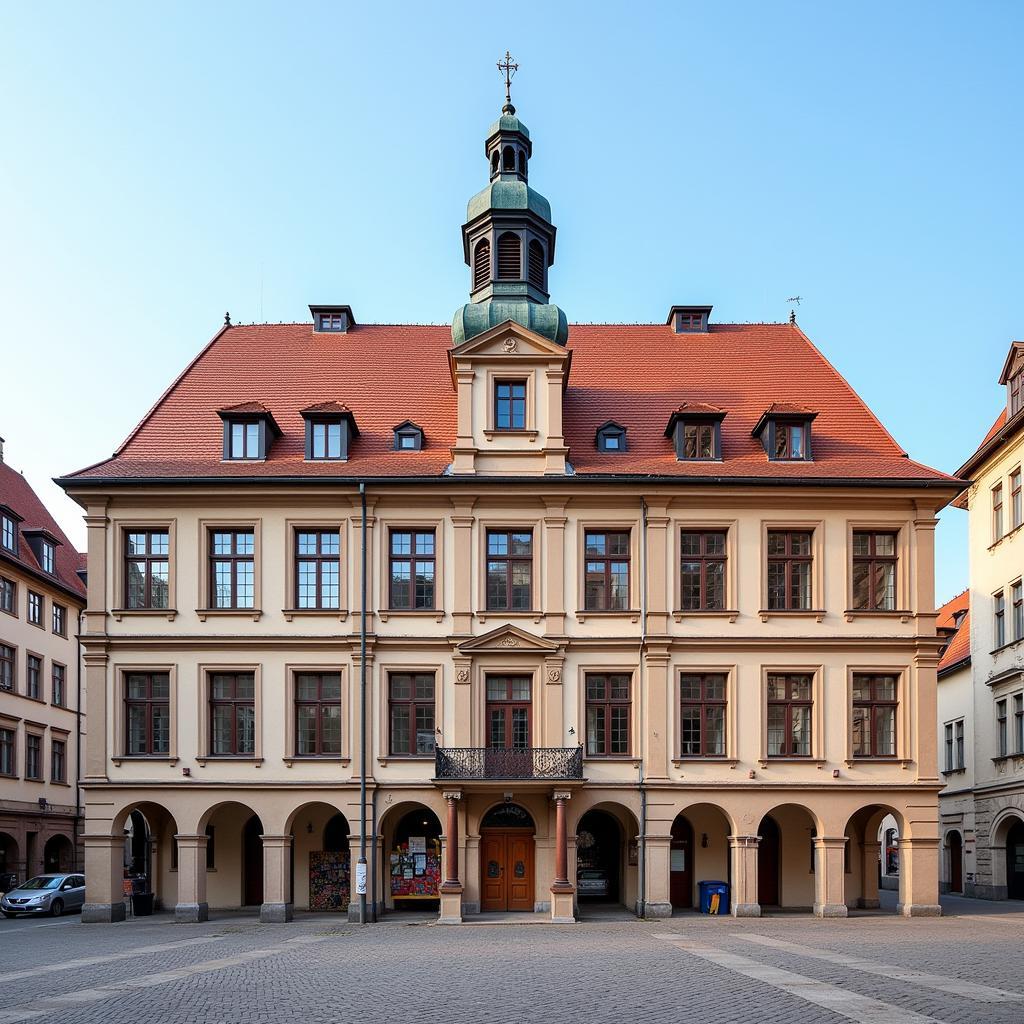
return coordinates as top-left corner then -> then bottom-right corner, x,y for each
480,829 -> 535,912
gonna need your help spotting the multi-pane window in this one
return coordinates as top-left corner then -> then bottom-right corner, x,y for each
997,698 -> 1008,757
993,483 -> 1004,541
0,576 -> 13,614
389,530 -> 435,609
767,673 -> 813,757
388,673 -> 436,756
210,672 -> 256,756
852,531 -> 897,611
51,739 -> 66,783
486,676 -> 531,749
682,423 -> 716,460
944,721 -> 966,771
495,380 -> 527,430
294,673 -> 342,756
52,664 -> 65,707
584,531 -> 630,611
25,734 -> 41,780
228,421 -> 260,459
27,591 -> 42,625
852,674 -> 897,758
1,515 -> 14,551
1016,694 -> 1024,754
773,422 -> 807,460
1013,580 -> 1024,642
52,603 -> 66,636
680,531 -> 726,610
318,312 -> 344,331
125,672 -> 170,755
1012,469 -> 1023,531
0,644 -> 13,691
766,531 -> 812,610
209,530 -> 255,609
1012,370 -> 1023,417
0,728 -> 13,775
585,674 -> 630,756
126,531 -> 169,609
486,530 -> 533,611
995,591 -> 1007,648
40,541 -> 55,575
680,673 -> 726,757
26,654 -> 41,700
295,531 -> 340,609
310,421 -> 343,460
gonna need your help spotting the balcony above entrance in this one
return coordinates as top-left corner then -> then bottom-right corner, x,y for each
435,747 -> 583,781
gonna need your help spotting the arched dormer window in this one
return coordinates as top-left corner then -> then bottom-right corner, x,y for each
497,232 -> 521,280
473,238 -> 491,291
528,240 -> 545,289
596,421 -> 627,452
518,150 -> 527,176
503,146 -> 515,171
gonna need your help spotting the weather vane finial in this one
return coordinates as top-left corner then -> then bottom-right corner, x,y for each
497,50 -> 519,112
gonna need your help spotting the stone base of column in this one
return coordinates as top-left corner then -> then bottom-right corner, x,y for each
174,901 -> 209,923
259,902 -> 293,923
438,888 -> 463,924
856,898 -> 880,909
813,902 -> 848,918
732,902 -> 761,918
550,888 -> 575,924
898,903 -> 942,917
82,902 -> 126,924
639,900 -> 673,918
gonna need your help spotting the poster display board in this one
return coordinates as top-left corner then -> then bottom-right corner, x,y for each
390,836 -> 441,900
309,851 -> 350,911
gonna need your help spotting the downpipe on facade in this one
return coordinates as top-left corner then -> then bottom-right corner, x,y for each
358,482 -> 368,924
638,497 -> 648,918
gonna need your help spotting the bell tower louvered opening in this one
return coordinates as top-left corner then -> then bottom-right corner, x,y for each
473,238 -> 491,291
497,232 -> 521,280
528,240 -> 545,289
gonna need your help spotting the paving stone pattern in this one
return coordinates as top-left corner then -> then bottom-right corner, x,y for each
1,895 -> 1023,1024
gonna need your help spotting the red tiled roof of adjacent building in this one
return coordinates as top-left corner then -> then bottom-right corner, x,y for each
0,461 -> 86,600
60,321 -> 961,486
938,608 -> 971,675
935,589 -> 970,632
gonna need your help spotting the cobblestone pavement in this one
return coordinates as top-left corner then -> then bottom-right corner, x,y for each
1,894 -> 1023,1024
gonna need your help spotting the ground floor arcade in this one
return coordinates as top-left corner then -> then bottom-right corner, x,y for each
79,783 -> 942,923
0,804 -> 81,888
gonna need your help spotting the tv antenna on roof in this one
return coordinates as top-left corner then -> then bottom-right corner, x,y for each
787,295 -> 802,325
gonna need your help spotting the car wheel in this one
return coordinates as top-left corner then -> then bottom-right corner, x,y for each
49,899 -> 63,918
1,912 -> 14,919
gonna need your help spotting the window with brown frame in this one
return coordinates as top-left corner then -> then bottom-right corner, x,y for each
766,673 -> 813,757
209,530 -> 255,609
584,531 -> 630,611
389,529 -> 435,610
26,654 -> 41,700
294,672 -> 342,756
773,422 -> 809,460
680,530 -> 726,610
851,531 -> 897,611
0,644 -> 13,691
209,672 -> 256,756
27,591 -> 42,626
486,529 -> 532,611
766,530 -> 812,610
852,674 -> 897,757
944,719 -> 965,771
682,423 -> 715,460
295,530 -> 340,609
25,733 -> 41,780
585,673 -> 631,756
1011,370 -> 1023,417
1012,468 -> 1023,531
388,672 -> 436,756
680,673 -> 726,757
51,602 -> 66,636
494,380 -> 527,430
51,738 -> 66,783
125,530 -> 169,609
52,663 -> 65,707
994,483 -> 1005,542
486,675 -> 531,749
0,728 -> 14,776
0,576 -> 13,615
125,672 -> 170,755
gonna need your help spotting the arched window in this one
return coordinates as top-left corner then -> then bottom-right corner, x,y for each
473,238 -> 491,291
491,151 -> 499,174
497,232 -> 521,280
518,150 -> 527,176
503,146 -> 515,171
528,240 -> 545,288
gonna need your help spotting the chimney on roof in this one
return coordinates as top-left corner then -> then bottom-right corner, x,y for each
310,304 -> 355,334
667,305 -> 712,334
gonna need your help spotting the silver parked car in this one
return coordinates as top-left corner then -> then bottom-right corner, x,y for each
1,873 -> 85,917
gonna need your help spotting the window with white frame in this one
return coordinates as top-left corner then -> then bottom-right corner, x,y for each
995,590 -> 1007,648
997,698 -> 1008,757
945,719 -> 965,770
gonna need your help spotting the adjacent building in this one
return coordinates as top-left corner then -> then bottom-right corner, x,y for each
0,438 -> 86,883
59,88 -> 961,924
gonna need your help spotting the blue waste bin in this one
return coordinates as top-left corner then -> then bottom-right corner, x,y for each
698,880 -> 729,915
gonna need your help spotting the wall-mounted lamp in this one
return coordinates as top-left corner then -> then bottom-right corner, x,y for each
748,769 -> 756,780
568,726 -> 575,736
832,768 -> 840,779
182,767 -> 191,777
701,833 -> 709,848
306,822 -> 314,834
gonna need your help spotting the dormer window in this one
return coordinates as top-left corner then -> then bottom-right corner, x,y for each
665,404 -> 725,461
309,304 -> 355,334
752,404 -> 817,462
217,403 -> 281,462
1011,369 -> 1023,417
319,313 -> 344,331
393,421 -> 424,451
41,541 -> 55,575
0,514 -> 15,552
596,421 -> 627,452
667,305 -> 713,334
495,380 -> 527,430
301,402 -> 359,462
22,529 -> 60,576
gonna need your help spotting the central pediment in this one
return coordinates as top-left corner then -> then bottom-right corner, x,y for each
456,623 -> 559,654
449,319 -> 573,365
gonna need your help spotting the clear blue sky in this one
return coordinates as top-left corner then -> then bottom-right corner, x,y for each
2,1 -> 1021,603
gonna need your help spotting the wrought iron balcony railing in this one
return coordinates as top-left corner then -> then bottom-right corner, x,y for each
435,746 -> 584,781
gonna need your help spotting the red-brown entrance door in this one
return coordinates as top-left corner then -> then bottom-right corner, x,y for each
669,816 -> 694,909
757,816 -> 780,907
480,830 -> 534,912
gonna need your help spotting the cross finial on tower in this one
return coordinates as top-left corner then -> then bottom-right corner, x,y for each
497,50 -> 518,113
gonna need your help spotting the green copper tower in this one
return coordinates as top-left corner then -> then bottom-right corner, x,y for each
451,58 -> 568,347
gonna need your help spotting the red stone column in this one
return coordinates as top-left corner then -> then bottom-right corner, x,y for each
440,791 -> 462,892
550,791 -> 575,922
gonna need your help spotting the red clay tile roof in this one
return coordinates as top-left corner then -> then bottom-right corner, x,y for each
300,401 -> 353,415
0,461 -> 85,600
60,321 -> 960,486
935,589 -> 970,632
938,608 -> 971,675
673,402 -> 725,415
217,401 -> 273,415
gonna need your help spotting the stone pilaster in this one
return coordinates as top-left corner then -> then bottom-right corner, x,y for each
813,837 -> 848,917
174,834 -> 209,923
729,835 -> 761,917
82,834 -> 126,923
859,841 -> 881,908
897,836 -> 942,916
260,834 -> 294,923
